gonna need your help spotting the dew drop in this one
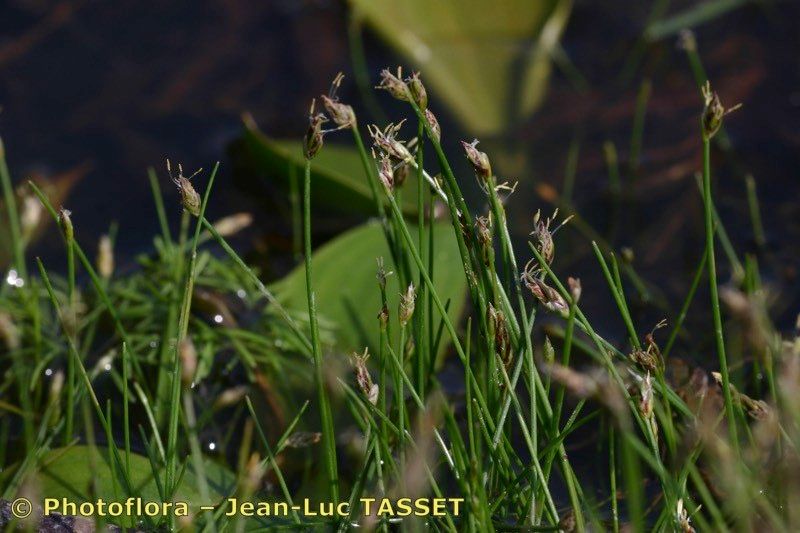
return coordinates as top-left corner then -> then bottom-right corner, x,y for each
6,269 -> 24,288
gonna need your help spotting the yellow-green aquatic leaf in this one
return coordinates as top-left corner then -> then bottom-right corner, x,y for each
272,220 -> 467,357
32,445 -> 234,508
350,0 -> 572,135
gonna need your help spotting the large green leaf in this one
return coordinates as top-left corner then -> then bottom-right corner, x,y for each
350,0 -> 572,135
272,220 -> 467,357
32,445 -> 234,507
241,117 -> 421,215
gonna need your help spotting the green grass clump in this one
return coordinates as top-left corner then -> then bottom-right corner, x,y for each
0,63 -> 798,533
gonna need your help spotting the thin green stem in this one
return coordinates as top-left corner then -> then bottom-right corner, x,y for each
0,138 -> 26,279
167,162 -> 219,495
702,134 -> 739,450
303,159 -> 339,503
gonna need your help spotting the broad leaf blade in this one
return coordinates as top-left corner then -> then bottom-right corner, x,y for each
350,0 -> 572,135
33,445 -> 234,506
272,220 -> 467,357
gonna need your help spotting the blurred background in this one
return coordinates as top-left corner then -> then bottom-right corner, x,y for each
1,0 -> 799,342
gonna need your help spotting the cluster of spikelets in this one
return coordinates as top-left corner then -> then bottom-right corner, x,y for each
274,64 -> 800,532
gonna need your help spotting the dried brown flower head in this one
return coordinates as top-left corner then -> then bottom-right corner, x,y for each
406,71 -> 428,109
376,67 -> 411,101
58,207 -> 73,242
701,81 -> 741,140
567,276 -> 582,304
399,283 -> 416,327
424,109 -> 441,143
168,159 -> 202,216
475,215 -> 493,263
711,371 -> 771,420
284,431 -> 322,448
521,263 -> 567,315
212,212 -> 253,238
375,257 -> 393,290
97,234 -> 114,280
0,312 -> 20,350
542,362 -> 628,424
179,337 -> 198,387
488,304 -> 512,369
213,385 -> 248,409
530,209 -> 572,265
676,499 -> 695,533
303,99 -> 328,160
320,72 -> 355,129
351,348 -> 379,405
462,140 -> 492,182
369,122 -> 412,161
377,153 -> 395,192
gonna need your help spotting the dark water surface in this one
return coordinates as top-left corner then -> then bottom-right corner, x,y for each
1,0 -> 799,343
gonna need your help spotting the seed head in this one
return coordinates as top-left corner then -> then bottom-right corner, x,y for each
701,81 -> 741,140
0,312 -> 20,350
213,385 -> 248,409
488,305 -> 512,368
351,348 -> 379,405
475,215 -> 493,263
542,362 -> 629,425
711,372 -> 771,420
522,265 -> 567,315
97,234 -> 114,279
168,159 -> 202,216
530,209 -> 572,265
639,372 -> 654,418
531,211 -> 557,264
677,29 -> 696,52
243,453 -> 266,494
567,277 -> 582,304
542,362 -> 598,399
369,122 -> 412,161
424,109 -> 441,143
49,369 -> 65,407
676,499 -> 695,533
58,207 -> 73,242
630,348 -> 659,374
179,337 -> 198,387
377,153 -> 395,192
406,71 -> 428,109
462,140 -> 492,181
399,283 -> 416,327
284,431 -> 322,448
20,194 -> 42,239
378,305 -> 389,331
543,336 -> 555,364
320,73 -> 356,129
558,510 -> 577,533
376,67 -> 411,102
376,257 -> 393,290
213,212 -> 253,237
631,320 -> 666,373
304,100 -> 328,159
